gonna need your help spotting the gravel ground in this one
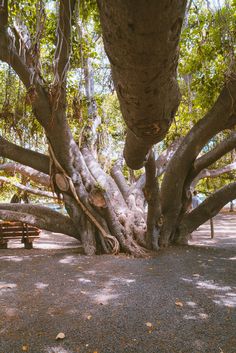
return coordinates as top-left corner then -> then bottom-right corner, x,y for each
0,213 -> 236,353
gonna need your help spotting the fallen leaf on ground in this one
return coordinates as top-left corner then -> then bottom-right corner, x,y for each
22,345 -> 28,352
145,322 -> 153,327
175,300 -> 184,307
56,332 -> 65,340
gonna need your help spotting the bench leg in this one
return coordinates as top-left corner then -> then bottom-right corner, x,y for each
0,242 -> 8,249
24,240 -> 33,249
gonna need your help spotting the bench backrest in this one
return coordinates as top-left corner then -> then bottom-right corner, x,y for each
0,222 -> 40,237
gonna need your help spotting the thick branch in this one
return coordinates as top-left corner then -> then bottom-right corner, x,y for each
160,76 -> 236,245
98,0 -> 187,168
0,203 -> 79,238
0,163 -> 50,186
0,136 -> 49,174
0,176 -> 54,199
179,182 -> 236,235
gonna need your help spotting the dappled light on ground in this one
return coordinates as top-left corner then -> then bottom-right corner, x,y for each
190,213 -> 236,248
0,212 -> 235,352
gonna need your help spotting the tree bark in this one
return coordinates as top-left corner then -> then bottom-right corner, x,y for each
144,150 -> 162,250
0,137 -> 49,174
97,0 -> 187,168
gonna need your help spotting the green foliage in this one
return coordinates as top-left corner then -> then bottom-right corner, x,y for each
0,0 -> 235,197
166,0 -> 235,143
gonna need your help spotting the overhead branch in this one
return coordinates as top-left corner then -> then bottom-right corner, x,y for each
0,176 -> 54,199
0,136 -> 50,174
0,203 -> 79,238
179,182 -> 236,237
98,0 -> 187,169
0,163 -> 50,186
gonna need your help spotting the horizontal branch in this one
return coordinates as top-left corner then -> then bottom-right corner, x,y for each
0,176 -> 54,199
0,136 -> 50,174
0,163 -> 50,186
0,203 -> 79,238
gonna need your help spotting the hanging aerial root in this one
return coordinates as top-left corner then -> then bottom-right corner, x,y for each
48,143 -> 120,254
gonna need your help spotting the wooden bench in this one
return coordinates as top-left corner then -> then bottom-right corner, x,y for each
0,222 -> 40,249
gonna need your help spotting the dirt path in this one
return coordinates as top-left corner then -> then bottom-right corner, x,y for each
0,213 -> 235,353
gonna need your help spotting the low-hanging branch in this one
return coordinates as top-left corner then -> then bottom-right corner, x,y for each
0,203 -> 79,238
179,182 -> 236,238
